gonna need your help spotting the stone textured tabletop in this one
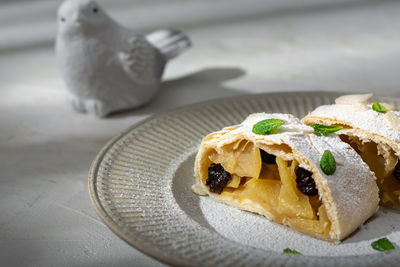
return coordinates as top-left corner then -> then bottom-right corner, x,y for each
1,0 -> 399,266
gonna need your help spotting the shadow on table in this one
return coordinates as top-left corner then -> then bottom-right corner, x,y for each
110,67 -> 246,118
1,0 -> 397,55
171,153 -> 217,232
177,0 -> 399,31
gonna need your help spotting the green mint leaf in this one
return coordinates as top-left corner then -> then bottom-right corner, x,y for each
252,119 -> 285,135
320,150 -> 336,175
372,103 -> 387,113
371,238 -> 395,252
283,248 -> 302,255
311,124 -> 343,136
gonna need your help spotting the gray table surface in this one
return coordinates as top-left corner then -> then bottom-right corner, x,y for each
1,0 -> 399,266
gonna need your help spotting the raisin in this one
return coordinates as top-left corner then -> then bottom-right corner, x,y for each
393,160 -> 400,182
260,150 -> 276,164
206,163 -> 231,194
295,167 -> 318,196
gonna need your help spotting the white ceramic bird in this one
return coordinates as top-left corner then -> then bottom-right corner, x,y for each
56,0 -> 191,117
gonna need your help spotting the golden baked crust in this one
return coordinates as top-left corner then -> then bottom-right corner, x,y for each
302,94 -> 400,210
193,113 -> 378,242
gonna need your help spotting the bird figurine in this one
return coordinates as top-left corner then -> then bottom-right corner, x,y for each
56,0 -> 191,117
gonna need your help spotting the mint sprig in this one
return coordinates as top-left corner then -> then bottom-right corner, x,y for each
371,238 -> 395,252
320,150 -> 336,175
252,119 -> 285,135
311,124 -> 343,136
372,103 -> 387,113
283,248 -> 302,255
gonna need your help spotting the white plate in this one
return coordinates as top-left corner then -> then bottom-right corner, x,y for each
89,92 -> 400,266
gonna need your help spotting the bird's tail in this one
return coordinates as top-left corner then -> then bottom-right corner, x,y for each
146,29 -> 191,61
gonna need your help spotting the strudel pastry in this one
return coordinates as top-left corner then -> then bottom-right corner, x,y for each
302,94 -> 400,210
192,113 -> 378,242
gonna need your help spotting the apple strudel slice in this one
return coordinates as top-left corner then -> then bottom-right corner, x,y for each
192,113 -> 378,242
302,94 -> 400,210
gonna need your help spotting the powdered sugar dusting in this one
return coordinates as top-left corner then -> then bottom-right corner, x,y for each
305,104 -> 400,147
198,196 -> 400,256
174,151 -> 400,258
335,94 -> 372,105
196,113 -> 379,241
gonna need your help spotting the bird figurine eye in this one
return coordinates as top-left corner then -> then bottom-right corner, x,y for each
92,7 -> 98,13
60,17 -> 66,22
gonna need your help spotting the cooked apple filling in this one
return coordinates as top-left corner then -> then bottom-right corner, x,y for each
204,139 -> 331,238
340,135 -> 400,209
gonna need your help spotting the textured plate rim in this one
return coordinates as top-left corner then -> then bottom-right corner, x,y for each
88,117 -> 186,266
88,91 -> 399,266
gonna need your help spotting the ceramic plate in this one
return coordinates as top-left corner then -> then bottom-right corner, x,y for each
89,92 -> 400,266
